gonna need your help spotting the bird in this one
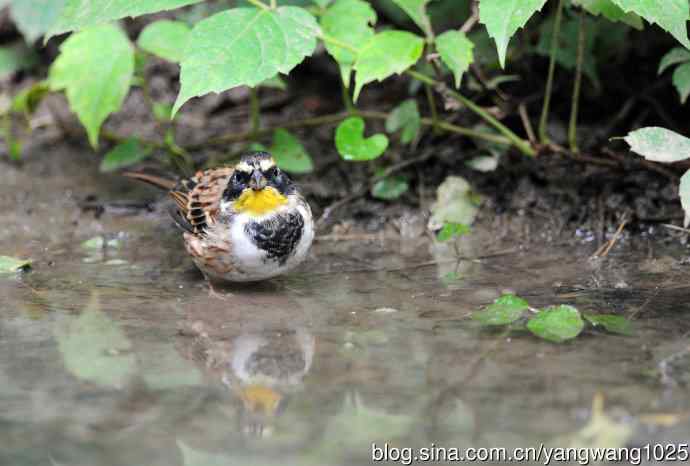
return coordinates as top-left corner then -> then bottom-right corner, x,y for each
125,151 -> 314,289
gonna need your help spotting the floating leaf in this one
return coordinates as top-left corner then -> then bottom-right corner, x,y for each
371,176 -> 409,200
99,138 -> 153,173
436,222 -> 471,242
48,0 -> 204,37
335,116 -> 388,161
622,126 -> 690,163
0,255 -> 31,273
174,7 -> 320,116
435,30 -> 474,88
584,314 -> 634,336
390,0 -> 432,36
672,62 -> 690,104
7,0 -> 66,43
527,305 -> 584,342
353,30 -> 424,101
385,99 -> 420,144
55,293 -> 136,387
473,293 -> 529,326
479,0 -> 549,68
608,0 -> 689,49
321,0 -> 376,88
428,176 -> 480,230
681,169 -> 690,227
658,47 -> 690,74
137,20 -> 191,63
572,0 -> 643,29
269,128 -> 314,174
0,42 -> 38,78
49,25 -> 134,148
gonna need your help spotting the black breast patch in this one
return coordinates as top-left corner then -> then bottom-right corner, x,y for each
245,212 -> 304,265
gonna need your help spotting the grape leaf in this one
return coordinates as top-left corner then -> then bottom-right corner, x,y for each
435,30 -> 474,88
672,62 -> 690,104
390,0 -> 432,37
572,0 -> 643,29
473,293 -> 529,325
173,7 -> 320,116
527,305 -> 584,342
48,0 -> 203,36
353,30 -> 424,101
269,128 -> 314,174
584,314 -> 633,336
385,99 -> 420,144
623,126 -> 690,163
320,0 -> 376,88
609,0 -> 689,49
137,20 -> 191,63
7,0 -> 65,43
335,116 -> 388,161
49,25 -> 134,148
658,47 -> 690,74
479,0 -> 548,68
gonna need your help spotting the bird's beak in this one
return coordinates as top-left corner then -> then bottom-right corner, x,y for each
249,170 -> 267,191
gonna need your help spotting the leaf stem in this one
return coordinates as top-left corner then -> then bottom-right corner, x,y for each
270,0 -> 277,8
319,33 -> 358,54
246,0 -> 270,10
568,10 -> 585,153
249,87 -> 261,135
406,69 -> 536,156
424,83 -> 440,134
538,0 -> 564,144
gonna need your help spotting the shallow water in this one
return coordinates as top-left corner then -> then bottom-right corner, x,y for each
2,149 -> 690,465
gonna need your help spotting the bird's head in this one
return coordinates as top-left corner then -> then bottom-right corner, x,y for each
224,152 -> 295,216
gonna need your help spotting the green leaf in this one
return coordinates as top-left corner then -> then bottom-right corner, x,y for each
608,0 -> 689,49
584,314 -> 634,336
385,99 -> 420,144
152,102 -> 172,122
435,30 -> 474,88
0,255 -> 31,273
313,0 -> 333,6
371,176 -> 409,200
100,138 -> 153,173
321,0 -> 376,88
527,305 -> 585,342
572,0 -> 643,29
473,293 -> 529,326
49,25 -> 134,148
48,0 -> 204,37
0,42 -> 38,78
479,0 -> 548,68
7,0 -> 66,43
137,20 -> 191,62
680,169 -> 690,227
174,7 -> 320,116
11,81 -> 50,116
55,293 -> 136,387
658,47 -> 690,74
335,116 -> 388,161
390,0 -> 432,36
672,62 -> 690,104
353,30 -> 424,101
623,126 -> 690,163
269,128 -> 314,174
436,222 -> 471,242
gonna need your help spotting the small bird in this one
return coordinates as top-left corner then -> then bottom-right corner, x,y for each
126,151 -> 314,286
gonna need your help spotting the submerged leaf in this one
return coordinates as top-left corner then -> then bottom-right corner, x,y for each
527,305 -> 584,342
584,314 -> 634,336
623,126 -> 690,163
0,256 -> 31,273
436,222 -> 471,242
473,294 -> 529,326
335,116 -> 388,161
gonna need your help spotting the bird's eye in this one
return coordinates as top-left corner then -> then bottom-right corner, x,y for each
265,167 -> 278,179
233,171 -> 250,184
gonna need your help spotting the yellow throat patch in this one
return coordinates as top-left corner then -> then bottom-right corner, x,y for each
233,187 -> 288,216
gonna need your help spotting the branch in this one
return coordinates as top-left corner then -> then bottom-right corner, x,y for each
538,0 -> 565,144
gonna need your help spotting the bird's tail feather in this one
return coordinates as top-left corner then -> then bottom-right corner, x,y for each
123,172 -> 176,191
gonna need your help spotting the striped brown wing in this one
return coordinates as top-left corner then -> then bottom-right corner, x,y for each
169,167 -> 234,235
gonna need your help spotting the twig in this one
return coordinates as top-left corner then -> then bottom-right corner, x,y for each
460,0 -> 480,34
538,0 -> 564,144
591,213 -> 628,258
661,223 -> 690,234
518,102 -> 536,144
568,9 -> 585,152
